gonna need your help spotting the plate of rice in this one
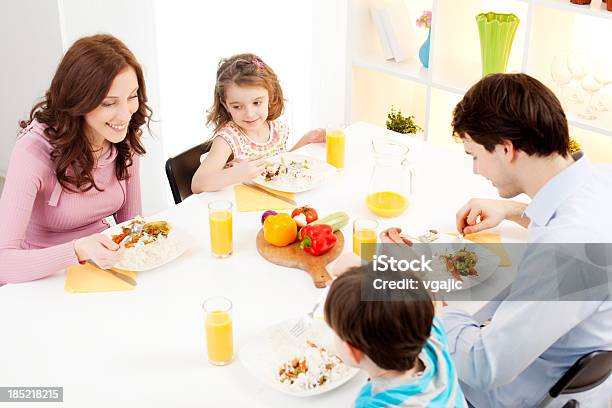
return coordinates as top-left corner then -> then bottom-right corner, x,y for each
102,216 -> 190,272
254,153 -> 337,193
239,319 -> 359,397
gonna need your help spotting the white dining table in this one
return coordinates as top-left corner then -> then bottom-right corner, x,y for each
0,122 -> 528,407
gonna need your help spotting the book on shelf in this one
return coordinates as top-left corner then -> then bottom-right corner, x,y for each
370,1 -> 418,64
370,6 -> 394,61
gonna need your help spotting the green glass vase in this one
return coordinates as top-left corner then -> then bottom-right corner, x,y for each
476,12 -> 520,76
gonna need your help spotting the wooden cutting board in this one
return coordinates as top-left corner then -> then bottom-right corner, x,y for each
255,229 -> 344,288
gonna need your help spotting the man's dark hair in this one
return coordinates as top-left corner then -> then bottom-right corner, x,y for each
324,265 -> 434,372
452,73 -> 570,157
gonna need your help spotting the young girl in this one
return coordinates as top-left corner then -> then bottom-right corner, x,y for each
191,53 -> 325,192
0,34 -> 151,284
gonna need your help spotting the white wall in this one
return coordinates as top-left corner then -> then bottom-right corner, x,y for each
312,0 -> 348,127
0,0 -> 64,177
153,0 -> 315,160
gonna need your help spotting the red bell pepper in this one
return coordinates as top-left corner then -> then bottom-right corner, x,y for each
299,224 -> 337,256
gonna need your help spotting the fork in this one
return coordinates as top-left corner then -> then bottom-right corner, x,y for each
288,286 -> 331,338
119,221 -> 143,245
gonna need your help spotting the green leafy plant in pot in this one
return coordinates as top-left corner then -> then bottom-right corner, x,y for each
386,107 -> 423,135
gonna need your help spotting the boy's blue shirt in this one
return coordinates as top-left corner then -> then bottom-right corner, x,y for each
354,317 -> 467,408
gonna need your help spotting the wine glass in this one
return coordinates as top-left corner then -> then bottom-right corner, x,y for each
578,74 -> 602,120
550,55 -> 572,102
567,50 -> 588,104
593,61 -> 612,112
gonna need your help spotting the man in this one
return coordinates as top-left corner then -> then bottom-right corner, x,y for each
385,73 -> 612,407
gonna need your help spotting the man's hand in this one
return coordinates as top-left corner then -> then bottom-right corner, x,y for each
456,198 -> 528,235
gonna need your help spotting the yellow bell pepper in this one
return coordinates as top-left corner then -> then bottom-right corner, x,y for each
263,213 -> 297,247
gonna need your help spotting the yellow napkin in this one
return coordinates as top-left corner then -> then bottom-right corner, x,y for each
464,233 -> 512,267
65,262 -> 137,293
234,184 -> 295,212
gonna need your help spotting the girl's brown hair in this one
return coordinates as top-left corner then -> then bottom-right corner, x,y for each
324,266 -> 434,372
20,34 -> 151,193
206,53 -> 284,134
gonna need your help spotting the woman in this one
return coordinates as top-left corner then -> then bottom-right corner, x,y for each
0,34 -> 152,284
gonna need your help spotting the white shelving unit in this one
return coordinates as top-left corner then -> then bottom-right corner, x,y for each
345,0 -> 612,158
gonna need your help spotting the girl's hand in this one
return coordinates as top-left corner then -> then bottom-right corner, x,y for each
302,128 -> 326,144
289,128 -> 326,152
74,234 -> 123,269
232,158 -> 267,182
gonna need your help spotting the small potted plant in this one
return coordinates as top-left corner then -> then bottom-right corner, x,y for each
386,107 -> 423,135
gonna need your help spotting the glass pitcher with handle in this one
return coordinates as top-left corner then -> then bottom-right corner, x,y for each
366,138 -> 415,218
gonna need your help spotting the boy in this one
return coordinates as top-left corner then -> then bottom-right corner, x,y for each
324,265 -> 467,407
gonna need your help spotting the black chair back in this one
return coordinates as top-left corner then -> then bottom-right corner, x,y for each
551,350 -> 612,396
165,141 -> 212,204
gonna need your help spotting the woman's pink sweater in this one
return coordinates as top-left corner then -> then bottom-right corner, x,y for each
0,120 -> 141,284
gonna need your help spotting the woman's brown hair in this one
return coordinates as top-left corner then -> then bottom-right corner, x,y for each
20,34 -> 151,192
452,73 -> 569,157
206,53 -> 284,134
324,266 -> 434,372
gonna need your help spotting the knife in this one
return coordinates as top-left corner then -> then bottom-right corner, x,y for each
90,261 -> 137,286
106,269 -> 138,286
241,182 -> 297,206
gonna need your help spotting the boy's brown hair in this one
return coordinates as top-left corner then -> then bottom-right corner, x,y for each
206,53 -> 284,134
452,73 -> 570,157
324,266 -> 434,371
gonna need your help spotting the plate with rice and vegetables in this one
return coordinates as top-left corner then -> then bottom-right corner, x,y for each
103,216 -> 191,271
254,153 -> 337,193
239,319 -> 360,397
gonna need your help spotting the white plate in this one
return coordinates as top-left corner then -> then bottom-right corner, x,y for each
417,233 -> 500,290
239,318 -> 360,397
253,153 -> 337,193
102,218 -> 191,272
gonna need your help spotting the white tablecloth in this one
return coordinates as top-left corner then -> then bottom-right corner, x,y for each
0,122 -> 528,407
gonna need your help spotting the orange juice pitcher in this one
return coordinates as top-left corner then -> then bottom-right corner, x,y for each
366,139 -> 415,218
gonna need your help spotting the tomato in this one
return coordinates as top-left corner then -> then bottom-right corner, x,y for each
291,206 -> 318,224
263,213 -> 298,247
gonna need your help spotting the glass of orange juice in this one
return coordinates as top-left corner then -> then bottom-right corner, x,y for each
326,124 -> 346,170
353,218 -> 378,262
203,296 -> 233,365
208,200 -> 233,258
